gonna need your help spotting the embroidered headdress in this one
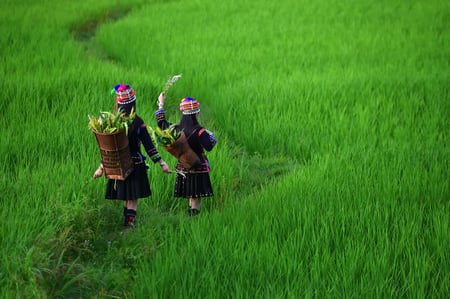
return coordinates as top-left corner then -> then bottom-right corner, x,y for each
179,97 -> 200,115
113,84 -> 136,115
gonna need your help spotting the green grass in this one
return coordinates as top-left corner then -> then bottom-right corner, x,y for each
1,0 -> 449,297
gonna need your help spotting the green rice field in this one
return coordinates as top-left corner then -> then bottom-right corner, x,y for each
1,0 -> 449,297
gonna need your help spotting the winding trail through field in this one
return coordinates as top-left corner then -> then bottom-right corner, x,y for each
71,7 -> 133,63
72,7 -> 299,192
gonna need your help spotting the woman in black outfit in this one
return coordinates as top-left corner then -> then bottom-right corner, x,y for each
93,84 -> 171,227
155,92 -> 217,216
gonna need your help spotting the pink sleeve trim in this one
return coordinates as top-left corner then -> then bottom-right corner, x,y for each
198,128 -> 206,136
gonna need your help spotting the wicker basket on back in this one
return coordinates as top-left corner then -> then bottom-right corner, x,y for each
93,129 -> 133,180
164,131 -> 200,170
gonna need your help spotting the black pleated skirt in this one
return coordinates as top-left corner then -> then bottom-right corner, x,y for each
105,164 -> 151,200
174,172 -> 214,198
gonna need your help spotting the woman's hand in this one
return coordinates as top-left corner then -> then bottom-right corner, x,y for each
93,164 -> 104,179
158,92 -> 165,108
159,160 -> 171,173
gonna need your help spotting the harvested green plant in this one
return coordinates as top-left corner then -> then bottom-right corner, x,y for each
163,74 -> 182,95
153,125 -> 182,146
88,107 -> 135,134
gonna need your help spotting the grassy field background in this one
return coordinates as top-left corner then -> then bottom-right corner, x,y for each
1,0 -> 449,297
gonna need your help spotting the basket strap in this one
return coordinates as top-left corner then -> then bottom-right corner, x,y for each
186,126 -> 202,140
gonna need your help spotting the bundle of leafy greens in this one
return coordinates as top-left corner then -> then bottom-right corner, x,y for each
88,107 -> 135,134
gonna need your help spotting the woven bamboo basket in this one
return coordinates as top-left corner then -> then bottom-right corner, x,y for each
165,132 -> 200,169
93,129 -> 133,180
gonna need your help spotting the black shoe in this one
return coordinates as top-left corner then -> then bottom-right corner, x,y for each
124,209 -> 137,227
124,215 -> 136,227
188,208 -> 200,217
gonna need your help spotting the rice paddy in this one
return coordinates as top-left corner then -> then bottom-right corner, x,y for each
0,0 -> 448,297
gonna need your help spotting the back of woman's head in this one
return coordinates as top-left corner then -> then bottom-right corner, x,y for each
180,113 -> 199,131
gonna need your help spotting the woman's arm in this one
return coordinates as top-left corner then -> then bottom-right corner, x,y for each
139,124 -> 171,172
139,124 -> 162,163
198,128 -> 217,151
155,92 -> 171,129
